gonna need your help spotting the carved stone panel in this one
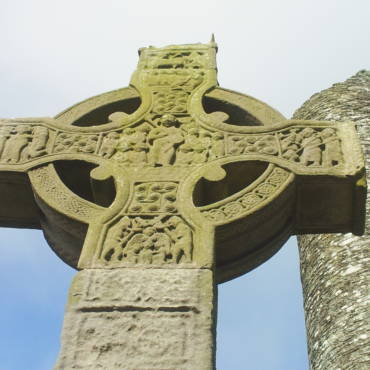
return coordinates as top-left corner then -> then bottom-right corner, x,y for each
228,126 -> 344,168
201,166 -> 291,223
54,269 -> 215,370
100,215 -> 193,266
0,124 -> 51,163
129,182 -> 178,213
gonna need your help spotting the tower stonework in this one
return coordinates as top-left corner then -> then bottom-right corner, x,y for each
294,71 -> 370,370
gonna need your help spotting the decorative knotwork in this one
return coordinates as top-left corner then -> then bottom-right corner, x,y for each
201,167 -> 291,223
0,121 -> 345,172
54,132 -> 99,154
128,182 -> 178,214
228,127 -> 343,168
0,41 -> 364,276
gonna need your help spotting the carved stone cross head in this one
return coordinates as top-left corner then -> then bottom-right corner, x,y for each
0,41 -> 365,283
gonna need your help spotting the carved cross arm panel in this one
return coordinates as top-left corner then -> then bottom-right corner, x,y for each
0,41 -> 365,284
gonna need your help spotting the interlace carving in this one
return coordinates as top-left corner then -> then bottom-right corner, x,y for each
129,182 -> 178,213
0,41 -> 363,273
201,167 -> 291,222
0,123 -> 344,171
228,127 -> 343,167
54,132 -> 99,154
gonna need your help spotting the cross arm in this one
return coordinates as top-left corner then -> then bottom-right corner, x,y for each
267,120 -> 365,235
219,119 -> 362,177
0,118 -> 53,228
0,117 -> 109,229
194,118 -> 365,242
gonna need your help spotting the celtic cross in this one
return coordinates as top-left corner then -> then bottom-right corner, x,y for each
0,41 -> 365,369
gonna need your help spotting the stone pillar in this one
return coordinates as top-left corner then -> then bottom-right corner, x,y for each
54,268 -> 216,370
293,71 -> 370,370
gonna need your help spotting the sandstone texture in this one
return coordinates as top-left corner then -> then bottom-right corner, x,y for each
0,41 -> 367,369
54,269 -> 215,370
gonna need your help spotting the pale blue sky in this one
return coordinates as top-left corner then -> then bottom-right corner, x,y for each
0,1 -> 369,369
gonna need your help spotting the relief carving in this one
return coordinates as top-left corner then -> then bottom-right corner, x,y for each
152,89 -> 189,114
201,167 -> 290,222
0,125 -> 51,163
143,69 -> 205,89
102,215 -> 193,265
147,115 -> 184,165
113,125 -> 151,165
99,131 -> 120,158
228,127 -> 343,168
63,311 -> 194,369
143,50 -> 207,70
1,125 -> 32,163
278,127 -> 343,167
321,128 -> 342,166
28,126 -> 49,158
129,182 -> 178,213
229,134 -> 278,156
209,132 -> 225,159
0,126 -> 11,157
54,132 -> 99,154
95,117 -> 227,167
298,128 -> 322,166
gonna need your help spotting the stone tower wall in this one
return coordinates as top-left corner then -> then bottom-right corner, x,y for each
293,71 -> 370,370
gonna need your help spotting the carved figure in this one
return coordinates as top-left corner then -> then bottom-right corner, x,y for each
0,126 -> 12,157
281,131 -> 300,162
2,125 -> 31,163
200,131 -> 212,151
100,132 -> 120,158
102,216 -> 132,261
28,126 -> 49,158
186,128 -> 201,147
166,216 -> 193,263
148,115 -> 184,166
176,143 -> 194,165
151,230 -> 171,264
114,131 -> 131,163
321,128 -> 342,166
125,231 -> 150,263
129,145 -> 148,164
0,42 -> 364,370
299,128 -> 322,166
114,127 -> 149,164
192,144 -> 208,164
209,132 -> 225,159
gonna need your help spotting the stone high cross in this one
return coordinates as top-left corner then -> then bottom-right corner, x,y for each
0,41 -> 365,369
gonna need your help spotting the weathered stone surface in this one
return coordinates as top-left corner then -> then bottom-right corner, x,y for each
294,70 -> 370,370
0,41 -> 367,370
0,42 -> 364,283
54,268 -> 215,370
